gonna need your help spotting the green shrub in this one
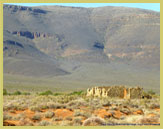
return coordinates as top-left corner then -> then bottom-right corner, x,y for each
13,91 -> 22,95
3,89 -> 8,95
68,91 -> 84,96
32,113 -> 41,121
3,90 -> 30,96
29,106 -> 41,112
45,111 -> 55,118
39,90 -> 53,95
147,90 -> 156,95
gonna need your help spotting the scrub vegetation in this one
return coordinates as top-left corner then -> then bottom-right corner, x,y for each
3,89 -> 160,126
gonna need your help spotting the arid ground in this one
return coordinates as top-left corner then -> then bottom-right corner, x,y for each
3,90 -> 160,126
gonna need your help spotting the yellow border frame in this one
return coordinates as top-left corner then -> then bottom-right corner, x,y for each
0,0 -> 162,129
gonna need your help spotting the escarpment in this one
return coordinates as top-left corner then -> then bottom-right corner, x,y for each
10,31 -> 63,41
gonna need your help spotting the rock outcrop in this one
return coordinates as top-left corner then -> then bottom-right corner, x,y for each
10,31 -> 64,41
87,86 -> 143,99
12,31 -> 53,39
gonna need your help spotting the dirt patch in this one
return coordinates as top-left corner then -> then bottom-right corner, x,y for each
94,109 -> 112,118
54,109 -> 73,118
4,120 -> 19,126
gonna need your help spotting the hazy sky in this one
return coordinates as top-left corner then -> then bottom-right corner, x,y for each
5,3 -> 160,12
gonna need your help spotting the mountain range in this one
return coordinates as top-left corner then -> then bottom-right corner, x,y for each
3,4 -> 160,92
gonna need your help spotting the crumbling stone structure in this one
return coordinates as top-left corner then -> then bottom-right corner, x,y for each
87,86 -> 143,99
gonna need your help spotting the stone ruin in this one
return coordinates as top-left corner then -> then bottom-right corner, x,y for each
87,86 -> 143,99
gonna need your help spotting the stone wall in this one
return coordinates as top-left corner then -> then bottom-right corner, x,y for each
87,86 -> 143,99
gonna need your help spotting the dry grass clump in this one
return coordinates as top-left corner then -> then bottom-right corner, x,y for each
65,116 -> 73,121
74,110 -> 84,117
46,102 -> 67,109
137,116 -> 160,124
139,99 -> 152,109
19,118 -> 34,126
38,120 -> 51,126
88,99 -> 103,110
120,115 -> 143,124
31,113 -> 41,121
73,116 -> 83,125
52,116 -> 63,121
56,95 -> 78,104
149,103 -> 160,109
83,116 -> 105,126
51,103 -> 66,109
44,111 -> 55,118
12,113 -> 26,120
101,101 -> 111,107
60,120 -> 73,126
74,110 -> 91,118
3,113 -> 13,121
67,98 -> 88,109
120,108 -> 131,115
9,110 -> 16,113
3,96 -> 30,111
29,105 -> 41,112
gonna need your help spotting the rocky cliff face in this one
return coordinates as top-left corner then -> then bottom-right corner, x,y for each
9,30 -> 64,40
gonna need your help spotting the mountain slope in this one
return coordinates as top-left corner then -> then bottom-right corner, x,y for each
3,4 -> 160,91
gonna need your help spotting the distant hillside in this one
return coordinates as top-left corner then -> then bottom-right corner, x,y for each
3,5 -> 160,92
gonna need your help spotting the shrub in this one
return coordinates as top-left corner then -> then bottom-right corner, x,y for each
82,116 -> 105,126
74,110 -> 82,117
102,101 -> 111,107
52,117 -> 62,121
19,118 -> 33,126
38,120 -> 51,126
31,113 -> 41,121
73,117 -> 83,125
13,91 -> 22,95
39,90 -> 53,95
68,91 -> 84,96
12,113 -> 26,120
9,110 -> 16,113
47,102 -> 66,109
60,120 -> 72,126
45,111 -> 55,118
150,103 -> 160,109
74,110 -> 91,118
65,116 -> 73,121
147,90 -> 156,95
67,99 -> 88,108
138,116 -> 159,124
29,106 -> 41,112
3,89 -> 8,95
3,114 -> 13,120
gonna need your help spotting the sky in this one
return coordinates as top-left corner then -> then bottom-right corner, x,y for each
5,3 -> 160,12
